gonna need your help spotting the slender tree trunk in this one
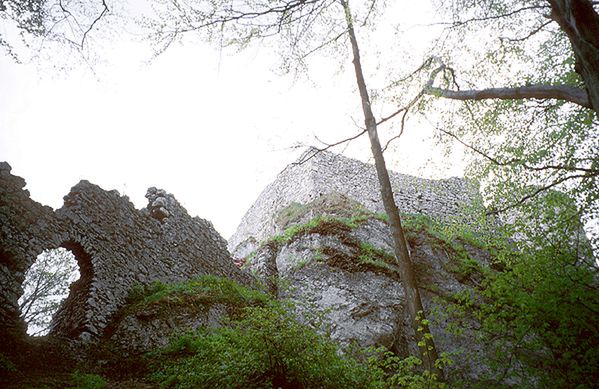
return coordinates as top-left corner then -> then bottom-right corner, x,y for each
549,0 -> 599,114
341,0 -> 442,378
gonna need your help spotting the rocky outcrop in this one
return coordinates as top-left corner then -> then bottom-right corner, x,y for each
243,193 -> 498,383
229,148 -> 479,258
0,162 -> 250,343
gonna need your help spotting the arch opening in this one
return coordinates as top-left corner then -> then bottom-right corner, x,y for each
18,247 -> 80,336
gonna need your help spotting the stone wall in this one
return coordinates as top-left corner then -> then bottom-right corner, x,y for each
229,148 -> 480,256
0,162 -> 250,342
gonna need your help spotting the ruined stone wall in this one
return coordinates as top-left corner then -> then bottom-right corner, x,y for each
229,148 -> 480,256
0,162 -> 250,342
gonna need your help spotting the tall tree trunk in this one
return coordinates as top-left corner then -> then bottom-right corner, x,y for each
341,0 -> 442,378
549,0 -> 599,114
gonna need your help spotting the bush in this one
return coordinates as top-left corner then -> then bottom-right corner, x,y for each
151,303 -> 373,388
68,372 -> 107,389
147,277 -> 448,389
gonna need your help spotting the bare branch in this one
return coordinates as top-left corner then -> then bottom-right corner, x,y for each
382,57 -> 435,91
434,125 -> 599,175
162,0 -> 322,35
487,172 -> 598,215
378,57 -> 446,127
294,128 -> 367,165
298,30 -> 346,61
500,20 -> 552,42
81,0 -> 109,48
361,0 -> 377,27
429,4 -> 551,28
377,58 -> 449,152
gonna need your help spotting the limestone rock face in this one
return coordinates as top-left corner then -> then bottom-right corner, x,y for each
0,162 -> 250,343
244,195 -> 496,382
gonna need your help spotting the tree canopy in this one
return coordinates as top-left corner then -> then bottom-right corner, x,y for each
311,1 -> 599,233
408,0 -> 599,248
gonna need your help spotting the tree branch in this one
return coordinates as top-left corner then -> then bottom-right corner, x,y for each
434,125 -> 599,174
487,172 -> 598,215
426,84 -> 592,109
81,0 -> 109,48
500,20 -> 552,42
293,128 -> 367,165
428,4 -> 550,28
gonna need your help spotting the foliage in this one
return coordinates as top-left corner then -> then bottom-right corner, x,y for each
477,255 -> 599,386
144,0 -> 383,74
19,248 -> 80,336
0,0 -> 115,64
126,275 -> 270,310
0,0 -> 48,61
68,371 -> 107,389
395,201 -> 598,386
0,352 -> 17,373
367,349 -> 451,389
151,303 -> 370,388
434,195 -> 599,387
419,0 -> 599,248
149,282 -> 449,389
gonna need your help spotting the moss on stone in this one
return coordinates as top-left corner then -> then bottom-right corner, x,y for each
268,208 -> 496,284
125,275 -> 270,313
268,213 -> 400,278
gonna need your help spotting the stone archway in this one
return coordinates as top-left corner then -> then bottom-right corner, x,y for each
18,247 -> 80,336
49,241 -> 94,339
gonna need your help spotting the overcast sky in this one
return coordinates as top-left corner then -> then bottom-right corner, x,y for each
0,2 -> 462,239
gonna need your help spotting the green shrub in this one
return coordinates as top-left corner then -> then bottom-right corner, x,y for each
0,352 -> 16,373
68,372 -> 107,389
435,194 -> 599,387
127,275 -> 270,310
148,283 -> 450,389
366,350 -> 450,389
151,303 -> 374,388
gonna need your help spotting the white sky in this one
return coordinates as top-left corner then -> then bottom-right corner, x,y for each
0,2 -> 462,239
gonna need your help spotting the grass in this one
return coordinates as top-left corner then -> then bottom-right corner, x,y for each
127,275 -> 270,311
267,212 -> 388,248
357,242 -> 395,271
266,209 -> 495,284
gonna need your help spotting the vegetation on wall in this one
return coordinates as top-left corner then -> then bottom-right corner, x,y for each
126,275 -> 270,312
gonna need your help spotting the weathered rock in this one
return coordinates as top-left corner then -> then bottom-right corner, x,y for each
0,162 -> 251,344
107,302 -> 229,354
244,192 -> 500,382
